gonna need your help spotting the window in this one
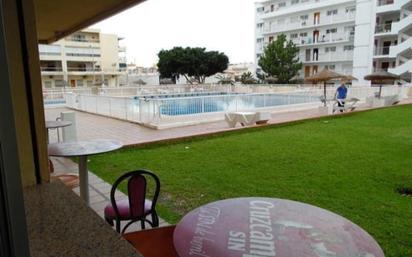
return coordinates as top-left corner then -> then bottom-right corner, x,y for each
327,9 -> 338,16
291,0 -> 299,4
77,80 -> 84,87
257,54 -> 262,58
326,28 -> 337,34
256,7 -> 264,13
325,46 -> 336,52
271,4 -> 275,12
55,80 -> 64,87
43,81 -> 52,88
71,34 -> 86,42
344,45 -> 354,51
278,2 -> 286,7
327,65 -> 335,70
257,23 -> 264,28
300,15 -> 309,20
345,6 -> 355,13
257,38 -> 264,43
290,33 -> 298,39
299,32 -> 308,37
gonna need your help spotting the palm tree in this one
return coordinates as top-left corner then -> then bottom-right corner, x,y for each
240,72 -> 257,84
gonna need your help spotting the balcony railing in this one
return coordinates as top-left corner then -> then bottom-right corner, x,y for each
67,37 -> 100,43
374,46 -> 392,56
377,0 -> 394,6
67,67 -> 102,72
291,33 -> 354,46
375,23 -> 392,33
264,13 -> 355,34
300,51 -> 354,63
40,67 -> 63,72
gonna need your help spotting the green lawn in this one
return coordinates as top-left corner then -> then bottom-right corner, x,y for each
88,105 -> 412,257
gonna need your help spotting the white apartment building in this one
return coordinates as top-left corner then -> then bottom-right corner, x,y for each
255,0 -> 412,84
373,0 -> 412,79
39,28 -> 127,88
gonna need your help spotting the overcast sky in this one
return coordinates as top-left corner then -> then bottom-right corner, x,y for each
91,0 -> 258,67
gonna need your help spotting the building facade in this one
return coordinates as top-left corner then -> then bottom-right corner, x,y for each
39,28 -> 127,88
255,0 -> 412,84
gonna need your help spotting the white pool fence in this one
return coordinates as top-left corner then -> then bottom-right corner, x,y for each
61,84 -> 410,129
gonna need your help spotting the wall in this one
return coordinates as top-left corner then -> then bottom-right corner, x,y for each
100,33 -> 119,72
352,0 -> 376,85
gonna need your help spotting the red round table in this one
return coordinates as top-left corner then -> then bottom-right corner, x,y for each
173,197 -> 385,257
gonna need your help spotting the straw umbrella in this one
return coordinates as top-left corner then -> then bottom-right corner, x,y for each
364,71 -> 400,98
344,75 -> 358,83
305,68 -> 347,106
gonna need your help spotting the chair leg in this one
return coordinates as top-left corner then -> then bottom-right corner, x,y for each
151,211 -> 159,227
140,220 -> 146,230
115,219 -> 121,233
105,217 -> 114,226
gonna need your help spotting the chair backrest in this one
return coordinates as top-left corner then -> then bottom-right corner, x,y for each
110,169 -> 160,219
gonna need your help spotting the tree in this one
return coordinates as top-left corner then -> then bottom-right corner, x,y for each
157,47 -> 229,84
240,72 -> 257,84
258,34 -> 302,84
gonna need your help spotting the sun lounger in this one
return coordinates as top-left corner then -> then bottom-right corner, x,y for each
255,112 -> 271,124
225,112 -> 257,128
383,95 -> 400,106
333,98 -> 359,113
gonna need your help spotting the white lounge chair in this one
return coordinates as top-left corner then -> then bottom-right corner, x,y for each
225,112 -> 257,128
255,112 -> 271,124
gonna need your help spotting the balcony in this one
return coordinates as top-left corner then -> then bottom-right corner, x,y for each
300,51 -> 354,63
375,15 -> 412,36
377,0 -> 394,6
375,23 -> 393,34
376,0 -> 410,14
263,13 -> 355,34
40,66 -> 64,75
258,0 -> 355,19
65,37 -> 100,47
373,46 -> 394,57
291,33 -> 354,46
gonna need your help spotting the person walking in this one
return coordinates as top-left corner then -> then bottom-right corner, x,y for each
335,80 -> 348,112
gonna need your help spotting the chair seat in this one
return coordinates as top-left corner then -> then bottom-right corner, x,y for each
104,199 -> 153,220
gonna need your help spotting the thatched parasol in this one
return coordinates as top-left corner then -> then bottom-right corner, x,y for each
305,68 -> 347,106
364,71 -> 400,98
344,75 -> 358,82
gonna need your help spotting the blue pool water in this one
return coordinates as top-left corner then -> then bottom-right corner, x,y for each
136,92 -> 318,116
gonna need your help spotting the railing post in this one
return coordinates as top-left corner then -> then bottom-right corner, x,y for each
139,98 -> 143,123
125,98 -> 128,120
109,97 -> 112,116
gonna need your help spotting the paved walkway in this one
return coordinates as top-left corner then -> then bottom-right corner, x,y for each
45,106 -> 328,145
46,98 -> 412,231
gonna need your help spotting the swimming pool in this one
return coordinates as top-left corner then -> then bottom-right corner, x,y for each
138,93 -> 319,116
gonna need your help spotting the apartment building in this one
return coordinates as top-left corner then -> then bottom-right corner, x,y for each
255,0 -> 412,84
373,0 -> 412,79
39,28 -> 127,88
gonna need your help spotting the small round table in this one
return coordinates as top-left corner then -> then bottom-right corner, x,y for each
45,120 -> 72,143
48,139 -> 123,205
173,197 -> 385,257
